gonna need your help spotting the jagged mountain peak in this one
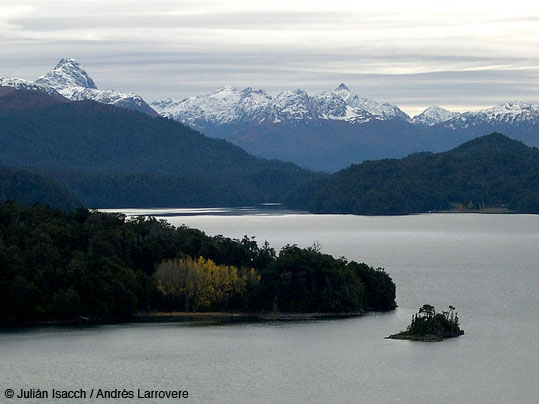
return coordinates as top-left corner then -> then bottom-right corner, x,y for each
272,88 -> 314,121
318,83 -> 352,100
31,58 -> 158,116
241,87 -> 267,95
412,105 -> 459,126
36,58 -> 97,90
55,58 -> 79,68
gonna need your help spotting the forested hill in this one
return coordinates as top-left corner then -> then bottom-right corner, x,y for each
0,167 -> 81,210
0,89 -> 321,208
286,133 -> 539,215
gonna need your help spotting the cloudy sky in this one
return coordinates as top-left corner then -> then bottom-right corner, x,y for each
1,0 -> 538,116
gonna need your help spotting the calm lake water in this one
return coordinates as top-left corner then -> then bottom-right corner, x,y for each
1,209 -> 538,403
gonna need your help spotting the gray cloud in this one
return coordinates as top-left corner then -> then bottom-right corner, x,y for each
0,1 -> 538,116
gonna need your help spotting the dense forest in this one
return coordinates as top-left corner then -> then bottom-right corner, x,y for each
0,89 -> 322,207
287,133 -> 539,215
0,168 -> 81,210
0,201 -> 396,325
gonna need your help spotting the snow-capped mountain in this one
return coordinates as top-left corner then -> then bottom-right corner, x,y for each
59,86 -> 157,116
150,83 -> 410,130
152,86 -> 272,126
37,58 -> 157,116
313,83 -> 409,123
153,82 -> 539,132
151,84 -> 538,171
411,105 -> 460,126
0,77 -> 61,97
36,58 -> 97,90
0,59 -> 158,117
271,88 -> 315,122
442,102 -> 539,129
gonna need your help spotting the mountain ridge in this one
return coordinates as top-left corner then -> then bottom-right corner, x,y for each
286,133 -> 539,215
151,84 -> 538,129
151,83 -> 411,129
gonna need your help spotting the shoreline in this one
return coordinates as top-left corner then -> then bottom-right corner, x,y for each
1,311 -> 366,329
386,329 -> 464,342
133,311 -> 365,322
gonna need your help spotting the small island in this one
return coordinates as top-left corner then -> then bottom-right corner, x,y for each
387,304 -> 464,342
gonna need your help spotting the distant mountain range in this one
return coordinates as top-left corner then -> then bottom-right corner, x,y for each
1,58 -> 538,172
286,133 -> 539,215
151,83 -> 409,126
152,85 -> 539,171
0,86 -> 536,214
151,82 -> 539,130
0,88 -> 319,208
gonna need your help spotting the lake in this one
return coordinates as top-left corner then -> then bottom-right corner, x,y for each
1,209 -> 538,403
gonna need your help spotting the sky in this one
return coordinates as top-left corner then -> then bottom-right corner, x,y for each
1,0 -> 538,116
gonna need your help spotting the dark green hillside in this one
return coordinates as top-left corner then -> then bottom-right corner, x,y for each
287,133 -> 539,215
0,90 -> 321,207
0,168 -> 80,210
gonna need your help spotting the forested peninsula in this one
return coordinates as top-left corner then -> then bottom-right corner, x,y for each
0,201 -> 396,325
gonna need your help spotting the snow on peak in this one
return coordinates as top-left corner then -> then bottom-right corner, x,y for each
440,101 -> 539,129
272,88 -> 314,121
0,77 -> 59,96
151,84 -> 410,128
10,58 -> 157,116
336,83 -> 350,92
411,105 -> 460,126
479,101 -> 536,116
151,85 -> 535,130
314,85 -> 408,122
333,83 -> 352,99
156,86 -> 272,126
36,58 -> 97,90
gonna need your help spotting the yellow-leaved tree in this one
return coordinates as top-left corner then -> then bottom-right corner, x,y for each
155,256 -> 260,311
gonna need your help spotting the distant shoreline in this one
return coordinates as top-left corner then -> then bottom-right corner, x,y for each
100,206 -> 524,218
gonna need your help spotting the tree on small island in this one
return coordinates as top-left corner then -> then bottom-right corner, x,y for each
387,304 -> 464,342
